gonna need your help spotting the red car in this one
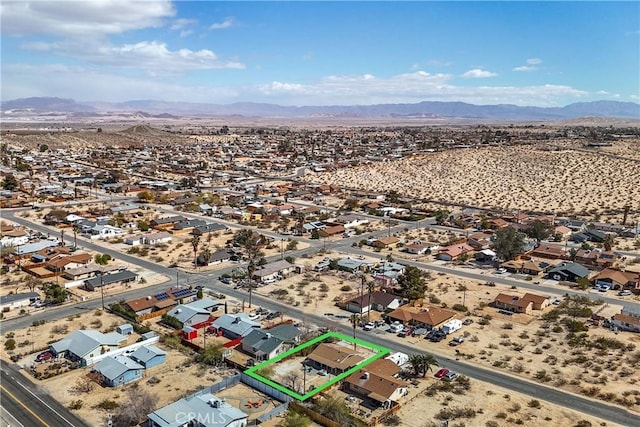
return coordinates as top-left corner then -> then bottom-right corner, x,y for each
36,352 -> 53,362
434,368 -> 450,378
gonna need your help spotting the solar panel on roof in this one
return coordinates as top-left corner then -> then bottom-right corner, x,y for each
174,289 -> 191,297
155,293 -> 169,300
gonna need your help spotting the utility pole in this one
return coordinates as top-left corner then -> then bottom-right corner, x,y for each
100,271 -> 105,310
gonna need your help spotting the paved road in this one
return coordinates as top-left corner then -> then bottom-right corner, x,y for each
0,362 -> 90,427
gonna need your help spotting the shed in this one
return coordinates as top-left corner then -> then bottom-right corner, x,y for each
116,323 -> 133,335
129,345 -> 166,369
182,325 -> 197,340
141,331 -> 158,341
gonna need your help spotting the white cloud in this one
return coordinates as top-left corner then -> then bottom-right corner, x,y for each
1,0 -> 175,37
461,68 -> 498,78
513,58 -> 542,72
170,18 -> 197,31
210,17 -> 235,30
20,39 -> 244,74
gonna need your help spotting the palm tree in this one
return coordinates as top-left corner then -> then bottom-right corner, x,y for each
191,235 -> 200,269
408,353 -> 438,378
603,234 -> 615,252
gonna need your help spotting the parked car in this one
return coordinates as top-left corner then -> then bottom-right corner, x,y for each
618,290 -> 632,296
220,276 -> 232,284
266,311 -> 282,320
36,351 -> 53,362
443,371 -> 459,382
496,268 -> 507,274
434,368 -> 450,378
462,318 -> 474,326
397,328 -> 412,338
363,322 -> 376,331
449,336 -> 465,346
317,369 -> 327,376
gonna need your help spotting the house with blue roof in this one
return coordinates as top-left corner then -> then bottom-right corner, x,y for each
147,392 -> 248,427
166,304 -> 212,328
241,324 -> 302,361
93,355 -> 144,387
129,345 -> 166,369
211,313 -> 260,339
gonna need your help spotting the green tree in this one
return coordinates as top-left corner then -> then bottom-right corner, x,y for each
603,234 -> 615,252
191,235 -> 200,267
4,338 -> 16,351
137,190 -> 153,203
524,220 -> 554,243
408,353 -> 438,378
310,229 -> 320,240
313,393 -> 353,426
1,173 -> 18,191
196,343 -> 225,366
94,254 -> 111,265
397,266 -> 427,303
39,144 -> 49,152
137,220 -> 150,232
45,284 -> 67,304
434,210 -> 450,225
342,199 -> 360,211
387,190 -> 400,204
491,227 -> 526,261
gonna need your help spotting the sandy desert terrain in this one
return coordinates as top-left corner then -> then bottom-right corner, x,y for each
303,144 -> 640,222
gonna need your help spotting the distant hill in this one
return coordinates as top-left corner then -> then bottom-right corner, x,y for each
1,97 -> 639,120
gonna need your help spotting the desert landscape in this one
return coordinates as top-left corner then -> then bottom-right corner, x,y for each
303,144 -> 640,221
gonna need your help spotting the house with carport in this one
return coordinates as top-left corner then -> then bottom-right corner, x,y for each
49,329 -> 127,366
305,343 -> 364,375
345,291 -> 403,314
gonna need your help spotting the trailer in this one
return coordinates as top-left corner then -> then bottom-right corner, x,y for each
442,319 -> 462,335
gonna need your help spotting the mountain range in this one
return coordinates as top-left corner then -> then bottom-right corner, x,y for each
2,97 -> 639,121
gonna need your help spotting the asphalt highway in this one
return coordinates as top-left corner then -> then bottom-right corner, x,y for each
0,362 -> 90,427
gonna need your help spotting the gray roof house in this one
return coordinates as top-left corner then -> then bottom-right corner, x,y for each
240,324 -> 302,361
546,262 -> 590,283
147,392 -> 248,427
83,270 -> 137,291
166,304 -> 212,327
50,330 -> 126,365
0,292 -> 39,311
129,345 -> 166,369
252,259 -> 294,282
192,223 -> 229,236
211,313 -> 260,339
92,355 -> 144,387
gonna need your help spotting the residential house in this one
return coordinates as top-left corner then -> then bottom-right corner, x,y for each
211,313 -> 260,339
45,253 -> 92,274
611,306 -> 640,333
140,232 -> 173,246
147,392 -> 248,427
554,226 -> 572,240
404,241 -> 432,255
0,292 -> 40,311
318,224 -> 345,238
198,249 -> 234,266
92,355 -> 144,387
50,329 -> 127,365
150,216 -> 184,231
546,262 -> 590,283
332,214 -> 369,229
336,257 -> 375,273
0,228 -> 29,248
467,231 -> 494,250
166,304 -> 213,329
345,291 -> 403,314
85,224 -> 125,240
385,305 -> 457,330
128,345 -> 166,369
371,236 -> 400,249
123,288 -> 197,318
62,264 -> 121,281
499,259 -> 544,276
241,324 -> 301,361
83,270 -> 137,291
305,343 -> 364,375
575,249 -> 618,268
530,245 -> 565,260
344,358 -> 408,409
252,259 -> 294,283
192,222 -> 229,237
172,219 -> 207,234
591,269 -> 640,291
437,243 -> 474,261
494,293 -> 549,314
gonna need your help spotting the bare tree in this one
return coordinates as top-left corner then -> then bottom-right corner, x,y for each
112,387 -> 159,426
283,372 -> 301,394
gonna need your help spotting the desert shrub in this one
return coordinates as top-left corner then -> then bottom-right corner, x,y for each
4,338 -> 16,350
339,285 -> 352,292
94,399 -> 119,410
502,323 -> 513,330
528,399 -> 541,408
68,400 -> 84,410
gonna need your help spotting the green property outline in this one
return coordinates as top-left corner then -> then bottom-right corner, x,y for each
244,331 -> 390,401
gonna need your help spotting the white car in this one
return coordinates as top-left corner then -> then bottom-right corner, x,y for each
363,322 -> 376,331
496,268 -> 507,274
618,290 -> 632,296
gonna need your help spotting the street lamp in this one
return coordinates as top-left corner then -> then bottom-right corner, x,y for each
100,271 -> 105,310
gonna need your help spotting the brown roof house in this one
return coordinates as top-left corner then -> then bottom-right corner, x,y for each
305,343 -> 364,375
344,358 -> 408,409
345,291 -> 403,314
386,305 -> 457,330
530,245 -> 565,260
494,293 -> 549,314
437,243 -> 474,261
591,269 -> 640,291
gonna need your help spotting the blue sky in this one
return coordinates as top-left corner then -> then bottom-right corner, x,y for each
1,1 -> 638,106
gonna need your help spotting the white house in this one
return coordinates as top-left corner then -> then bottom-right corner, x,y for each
85,225 -> 125,240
